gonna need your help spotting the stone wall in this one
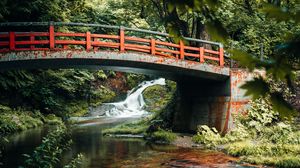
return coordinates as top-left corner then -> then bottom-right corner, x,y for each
172,68 -> 254,133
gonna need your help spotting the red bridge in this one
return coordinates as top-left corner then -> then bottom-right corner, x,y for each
0,22 -> 250,133
0,22 -> 229,80
0,22 -> 224,64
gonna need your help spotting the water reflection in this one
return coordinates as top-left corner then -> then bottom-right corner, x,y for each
1,126 -> 50,167
2,118 -> 257,168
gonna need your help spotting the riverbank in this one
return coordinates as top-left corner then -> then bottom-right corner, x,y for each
0,105 -> 62,136
192,98 -> 300,168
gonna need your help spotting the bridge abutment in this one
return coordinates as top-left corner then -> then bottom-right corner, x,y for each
172,68 -> 253,133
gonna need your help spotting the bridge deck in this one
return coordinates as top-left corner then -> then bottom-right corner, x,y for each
0,22 -> 229,80
0,51 -> 229,80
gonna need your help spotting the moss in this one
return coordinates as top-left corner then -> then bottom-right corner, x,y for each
142,80 -> 176,113
103,119 -> 149,135
126,73 -> 146,89
89,85 -> 116,107
147,129 -> 177,143
62,100 -> 89,117
44,114 -> 63,125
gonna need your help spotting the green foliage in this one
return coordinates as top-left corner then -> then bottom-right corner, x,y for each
102,119 -> 149,135
226,141 -> 300,167
0,69 -> 120,118
240,77 -> 270,99
64,154 -> 87,168
148,129 -> 177,144
22,125 -> 72,168
0,105 -> 43,136
95,70 -> 107,80
89,85 -> 116,107
260,122 -> 300,144
0,0 -> 91,22
103,80 -> 177,139
193,98 -> 300,167
142,80 -> 177,113
44,114 -> 63,125
126,73 -> 146,89
244,155 -> 300,168
192,125 -> 223,148
225,141 -> 300,157
238,98 -> 278,131
165,0 -> 300,117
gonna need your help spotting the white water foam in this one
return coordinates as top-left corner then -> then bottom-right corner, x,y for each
104,78 -> 166,118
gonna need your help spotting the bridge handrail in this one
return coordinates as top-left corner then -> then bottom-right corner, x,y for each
0,22 -> 223,47
0,22 -> 226,66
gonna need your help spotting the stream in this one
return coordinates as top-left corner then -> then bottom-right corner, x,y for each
1,78 -> 255,168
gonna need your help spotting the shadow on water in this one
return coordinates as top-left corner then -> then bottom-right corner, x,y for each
1,126 -> 51,167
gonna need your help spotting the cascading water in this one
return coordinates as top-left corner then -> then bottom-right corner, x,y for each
104,78 -> 166,117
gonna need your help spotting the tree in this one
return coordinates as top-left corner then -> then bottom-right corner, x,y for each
165,0 -> 300,117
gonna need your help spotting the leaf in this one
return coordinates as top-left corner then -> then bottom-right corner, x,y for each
167,3 -> 175,13
260,4 -> 300,23
240,77 -> 270,99
229,49 -> 261,71
270,92 -> 297,119
206,20 -> 228,44
265,57 -> 293,81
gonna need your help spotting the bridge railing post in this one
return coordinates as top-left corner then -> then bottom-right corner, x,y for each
30,33 -> 35,50
150,39 -> 155,55
86,31 -> 91,51
199,47 -> 204,63
9,32 -> 15,50
219,46 -> 224,67
179,40 -> 184,60
49,22 -> 55,50
119,27 -> 125,52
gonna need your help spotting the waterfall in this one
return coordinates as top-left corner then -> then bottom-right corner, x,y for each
101,78 -> 166,118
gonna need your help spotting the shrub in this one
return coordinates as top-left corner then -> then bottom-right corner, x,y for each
22,125 -> 72,168
64,154 -> 87,168
0,106 -> 43,136
192,125 -> 223,148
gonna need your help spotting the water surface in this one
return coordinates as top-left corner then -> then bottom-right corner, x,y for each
2,117 -> 256,168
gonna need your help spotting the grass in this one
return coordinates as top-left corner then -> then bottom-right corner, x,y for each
243,155 -> 300,168
102,118 -> 178,144
102,119 -> 149,135
225,141 -> 300,157
148,129 -> 177,143
192,98 -> 300,167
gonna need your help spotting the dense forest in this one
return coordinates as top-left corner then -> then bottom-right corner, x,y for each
0,0 -> 299,167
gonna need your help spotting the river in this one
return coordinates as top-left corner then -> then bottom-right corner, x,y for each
1,79 -> 256,168
2,117 -> 252,168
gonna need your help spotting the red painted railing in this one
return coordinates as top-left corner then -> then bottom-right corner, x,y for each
0,22 -> 224,66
